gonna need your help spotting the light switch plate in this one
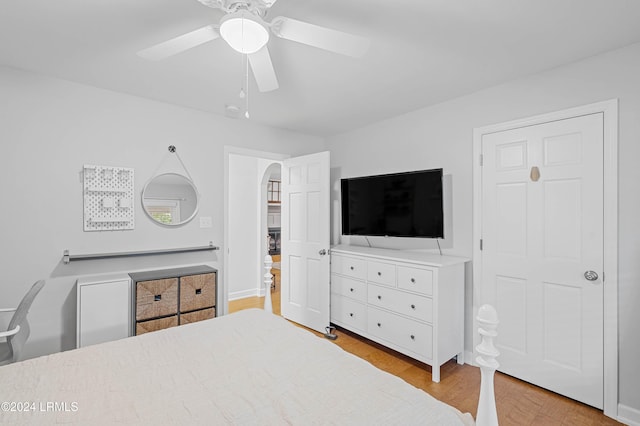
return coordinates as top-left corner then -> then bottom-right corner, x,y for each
199,216 -> 212,228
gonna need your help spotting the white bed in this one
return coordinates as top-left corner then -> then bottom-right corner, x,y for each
0,309 -> 480,425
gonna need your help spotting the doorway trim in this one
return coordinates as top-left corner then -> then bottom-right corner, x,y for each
472,99 -> 618,418
223,146 -> 289,316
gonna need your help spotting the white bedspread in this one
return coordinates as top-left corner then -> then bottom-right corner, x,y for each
0,309 -> 474,425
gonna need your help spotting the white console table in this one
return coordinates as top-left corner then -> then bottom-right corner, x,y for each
330,244 -> 468,382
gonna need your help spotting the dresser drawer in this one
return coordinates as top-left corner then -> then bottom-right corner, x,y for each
397,266 -> 434,296
180,273 -> 216,312
331,254 -> 366,280
367,260 -> 396,287
367,307 -> 433,359
136,278 -> 179,321
331,274 -> 366,302
331,294 -> 366,331
180,307 -> 215,325
136,315 -> 178,335
367,284 -> 433,323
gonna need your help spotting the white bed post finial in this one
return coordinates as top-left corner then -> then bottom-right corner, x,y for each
263,255 -> 274,313
476,304 -> 500,426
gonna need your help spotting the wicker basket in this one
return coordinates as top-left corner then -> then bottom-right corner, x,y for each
136,278 -> 179,321
136,315 -> 178,335
180,308 -> 215,325
180,273 -> 216,312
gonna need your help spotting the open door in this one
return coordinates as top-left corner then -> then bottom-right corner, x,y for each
280,151 -> 330,332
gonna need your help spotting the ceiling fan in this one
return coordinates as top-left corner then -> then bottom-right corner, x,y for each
137,0 -> 370,92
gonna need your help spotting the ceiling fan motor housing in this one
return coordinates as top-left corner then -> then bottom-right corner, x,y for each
197,0 -> 277,17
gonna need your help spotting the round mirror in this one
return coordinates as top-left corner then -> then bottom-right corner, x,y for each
142,173 -> 199,226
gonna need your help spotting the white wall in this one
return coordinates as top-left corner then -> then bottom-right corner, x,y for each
227,154 -> 260,300
326,41 -> 640,416
0,65 -> 324,359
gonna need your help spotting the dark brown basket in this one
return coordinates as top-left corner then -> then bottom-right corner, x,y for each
180,273 -> 216,312
136,278 -> 179,321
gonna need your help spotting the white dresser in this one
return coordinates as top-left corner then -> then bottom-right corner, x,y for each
330,244 -> 468,382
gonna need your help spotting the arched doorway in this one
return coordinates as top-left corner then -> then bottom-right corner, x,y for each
260,162 -> 281,314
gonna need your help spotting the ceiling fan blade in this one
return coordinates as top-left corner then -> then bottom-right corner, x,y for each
248,46 -> 279,92
137,25 -> 219,60
270,16 -> 369,58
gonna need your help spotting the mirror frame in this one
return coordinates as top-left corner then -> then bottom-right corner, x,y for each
141,172 -> 200,227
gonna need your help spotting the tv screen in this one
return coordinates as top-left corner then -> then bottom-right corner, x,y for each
341,169 -> 444,238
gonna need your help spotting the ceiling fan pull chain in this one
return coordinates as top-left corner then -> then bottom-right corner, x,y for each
239,51 -> 246,99
245,52 -> 250,119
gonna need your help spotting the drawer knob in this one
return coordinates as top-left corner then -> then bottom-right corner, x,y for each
350,288 -> 354,292
349,313 -> 354,317
195,288 -> 202,295
410,335 -> 415,340
154,294 -> 162,301
377,295 -> 382,300
410,278 -> 416,283
377,322 -> 381,327
377,271 -> 382,276
350,266 -> 354,270
411,304 -> 416,310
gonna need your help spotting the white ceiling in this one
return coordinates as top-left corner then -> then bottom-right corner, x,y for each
2,1 -> 640,137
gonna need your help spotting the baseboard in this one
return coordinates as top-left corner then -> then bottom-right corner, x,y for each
228,289 -> 260,301
618,403 -> 640,425
464,350 -> 475,366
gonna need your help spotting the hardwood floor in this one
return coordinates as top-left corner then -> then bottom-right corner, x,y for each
229,293 -> 622,425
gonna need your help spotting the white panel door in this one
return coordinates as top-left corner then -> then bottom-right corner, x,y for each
481,113 -> 604,408
281,151 -> 330,332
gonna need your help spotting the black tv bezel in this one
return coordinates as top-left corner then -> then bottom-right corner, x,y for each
340,168 -> 444,239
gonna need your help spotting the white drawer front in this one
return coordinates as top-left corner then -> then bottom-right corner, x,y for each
331,254 -> 366,280
367,307 -> 433,359
331,274 -> 366,303
331,294 -> 366,331
397,266 -> 434,296
366,260 -> 396,287
367,284 -> 433,323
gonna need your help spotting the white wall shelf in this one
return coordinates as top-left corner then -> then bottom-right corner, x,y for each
63,241 -> 220,264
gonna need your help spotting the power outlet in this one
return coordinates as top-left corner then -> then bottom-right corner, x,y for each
199,216 -> 212,228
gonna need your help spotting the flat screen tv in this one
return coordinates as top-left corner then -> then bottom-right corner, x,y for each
341,168 -> 444,238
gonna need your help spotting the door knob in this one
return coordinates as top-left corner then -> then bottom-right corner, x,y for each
584,270 -> 599,281
318,249 -> 327,256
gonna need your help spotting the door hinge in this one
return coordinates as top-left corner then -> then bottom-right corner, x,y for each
480,239 -> 483,251
479,154 -> 484,166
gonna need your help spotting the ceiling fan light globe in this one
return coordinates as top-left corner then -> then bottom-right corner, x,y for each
220,12 -> 269,54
